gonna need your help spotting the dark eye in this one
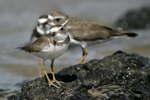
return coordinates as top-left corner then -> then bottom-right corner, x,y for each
55,18 -> 61,22
61,28 -> 64,31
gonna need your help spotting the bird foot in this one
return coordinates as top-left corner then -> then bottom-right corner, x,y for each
48,81 -> 59,88
52,79 -> 64,86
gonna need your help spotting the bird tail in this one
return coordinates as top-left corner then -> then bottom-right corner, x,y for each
122,32 -> 138,38
15,46 -> 30,52
110,29 -> 138,39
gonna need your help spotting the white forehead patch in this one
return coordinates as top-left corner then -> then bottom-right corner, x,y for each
38,18 -> 48,24
50,27 -> 61,32
48,14 -> 54,20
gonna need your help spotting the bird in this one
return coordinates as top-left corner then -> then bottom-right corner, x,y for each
30,15 -> 50,43
17,25 -> 70,88
30,15 -> 50,77
47,11 -> 138,64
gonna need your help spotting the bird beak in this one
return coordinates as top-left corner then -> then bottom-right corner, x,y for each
47,20 -> 52,26
42,21 -> 50,28
46,21 -> 50,24
51,32 -> 57,36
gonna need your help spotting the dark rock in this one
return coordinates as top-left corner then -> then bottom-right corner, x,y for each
0,80 -> 28,99
114,5 -> 150,29
15,51 -> 150,99
0,89 -> 20,100
7,94 -> 18,100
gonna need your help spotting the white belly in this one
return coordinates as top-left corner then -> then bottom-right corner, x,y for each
47,43 -> 69,59
70,38 -> 112,48
32,43 -> 69,60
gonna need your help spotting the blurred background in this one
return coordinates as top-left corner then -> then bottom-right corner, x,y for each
0,0 -> 150,90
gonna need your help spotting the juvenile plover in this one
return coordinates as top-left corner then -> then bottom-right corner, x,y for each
17,25 -> 70,88
30,15 -> 50,77
48,11 -> 138,64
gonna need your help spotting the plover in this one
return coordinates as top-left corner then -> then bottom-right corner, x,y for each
30,15 -> 50,77
30,15 -> 50,43
48,11 -> 138,64
17,25 -> 70,88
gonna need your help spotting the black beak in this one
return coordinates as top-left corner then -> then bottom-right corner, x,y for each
42,21 -> 50,28
45,21 -> 50,24
51,32 -> 56,36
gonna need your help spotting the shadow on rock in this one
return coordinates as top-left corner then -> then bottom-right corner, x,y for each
46,73 -> 78,83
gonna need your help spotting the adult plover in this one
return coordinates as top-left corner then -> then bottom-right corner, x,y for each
30,15 -> 50,77
30,15 -> 50,43
47,11 -> 138,64
17,25 -> 70,88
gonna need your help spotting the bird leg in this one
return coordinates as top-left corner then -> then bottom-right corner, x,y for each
50,59 -> 64,86
42,60 -> 58,88
78,48 -> 89,64
38,59 -> 42,77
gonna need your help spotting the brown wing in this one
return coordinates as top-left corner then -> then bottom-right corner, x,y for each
67,17 -> 132,41
19,35 -> 52,53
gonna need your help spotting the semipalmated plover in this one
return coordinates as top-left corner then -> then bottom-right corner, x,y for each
30,15 -> 50,43
17,25 -> 70,88
48,11 -> 138,64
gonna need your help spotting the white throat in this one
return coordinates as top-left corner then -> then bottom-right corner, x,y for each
52,32 -> 69,43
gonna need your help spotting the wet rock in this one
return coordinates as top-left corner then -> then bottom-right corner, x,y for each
114,5 -> 150,29
16,51 -> 150,99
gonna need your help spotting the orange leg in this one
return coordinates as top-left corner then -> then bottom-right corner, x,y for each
78,48 -> 89,64
38,59 -> 42,77
50,59 -> 64,86
42,60 -> 58,88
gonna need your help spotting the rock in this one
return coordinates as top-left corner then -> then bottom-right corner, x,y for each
12,51 -> 150,99
0,89 -> 20,100
0,80 -> 29,100
114,5 -> 150,29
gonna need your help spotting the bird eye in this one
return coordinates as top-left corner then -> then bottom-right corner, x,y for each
60,28 -> 64,31
55,18 -> 61,22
